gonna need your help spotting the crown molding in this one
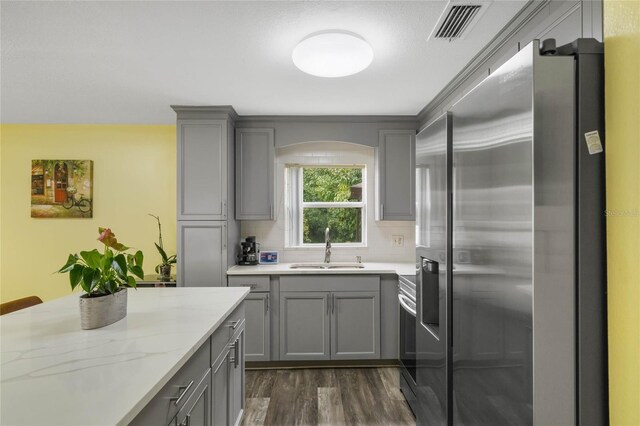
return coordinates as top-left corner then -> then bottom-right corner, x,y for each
170,105 -> 240,123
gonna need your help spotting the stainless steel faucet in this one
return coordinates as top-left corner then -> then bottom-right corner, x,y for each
324,227 -> 331,263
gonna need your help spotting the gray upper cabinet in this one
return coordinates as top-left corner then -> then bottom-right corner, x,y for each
177,221 -> 227,287
279,291 -> 331,361
377,130 -> 416,220
235,128 -> 275,220
178,119 -> 228,221
331,291 -> 380,360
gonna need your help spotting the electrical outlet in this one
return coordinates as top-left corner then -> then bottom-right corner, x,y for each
392,235 -> 404,247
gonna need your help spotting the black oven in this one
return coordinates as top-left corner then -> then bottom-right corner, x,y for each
398,275 -> 417,413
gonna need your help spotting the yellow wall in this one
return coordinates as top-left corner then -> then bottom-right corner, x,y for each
604,1 -> 640,425
0,125 -> 176,303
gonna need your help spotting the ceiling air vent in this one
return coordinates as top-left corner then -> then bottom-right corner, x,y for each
430,3 -> 484,41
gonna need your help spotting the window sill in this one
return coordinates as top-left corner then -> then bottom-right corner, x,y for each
284,244 -> 367,250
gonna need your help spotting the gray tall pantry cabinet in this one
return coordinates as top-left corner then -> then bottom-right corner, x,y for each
173,107 -> 240,287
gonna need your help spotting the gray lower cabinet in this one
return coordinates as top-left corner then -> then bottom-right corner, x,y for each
130,339 -> 211,426
331,291 -> 380,360
131,303 -> 245,426
279,291 -> 331,361
244,293 -> 270,361
212,347 -> 230,426
212,321 -> 245,426
174,369 -> 212,426
279,285 -> 380,361
177,221 -> 227,287
229,330 -> 245,426
177,119 -> 228,221
377,129 -> 416,220
235,128 -> 275,220
227,276 -> 271,362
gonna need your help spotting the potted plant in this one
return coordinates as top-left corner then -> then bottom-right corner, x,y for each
57,227 -> 144,329
149,214 -> 176,282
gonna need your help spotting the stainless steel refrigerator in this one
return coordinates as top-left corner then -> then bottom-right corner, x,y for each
414,39 -> 607,426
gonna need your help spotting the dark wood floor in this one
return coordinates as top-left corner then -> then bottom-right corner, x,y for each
241,367 -> 416,426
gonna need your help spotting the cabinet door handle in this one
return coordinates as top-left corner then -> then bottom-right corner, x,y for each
185,414 -> 191,426
228,340 -> 240,368
227,320 -> 240,329
332,294 -> 335,314
265,294 -> 270,312
170,380 -> 194,406
234,338 -> 240,368
326,294 -> 330,315
229,341 -> 235,364
222,224 -> 227,249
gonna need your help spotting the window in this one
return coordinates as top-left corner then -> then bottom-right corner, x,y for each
286,166 -> 366,247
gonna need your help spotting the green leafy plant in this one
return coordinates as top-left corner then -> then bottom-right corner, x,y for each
57,227 -> 144,296
154,243 -> 176,274
149,214 -> 176,274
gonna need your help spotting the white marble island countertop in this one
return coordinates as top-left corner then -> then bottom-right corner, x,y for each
0,287 -> 249,426
228,261 -> 416,276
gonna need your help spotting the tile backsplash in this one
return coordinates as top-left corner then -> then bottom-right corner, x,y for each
240,142 -> 415,263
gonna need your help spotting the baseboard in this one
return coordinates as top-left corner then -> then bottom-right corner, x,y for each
246,359 -> 400,370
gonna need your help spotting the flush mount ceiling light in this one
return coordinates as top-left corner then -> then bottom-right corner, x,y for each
292,31 -> 374,78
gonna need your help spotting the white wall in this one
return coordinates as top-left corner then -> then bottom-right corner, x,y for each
240,141 -> 415,263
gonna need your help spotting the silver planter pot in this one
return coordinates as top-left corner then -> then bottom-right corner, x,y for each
79,288 -> 127,330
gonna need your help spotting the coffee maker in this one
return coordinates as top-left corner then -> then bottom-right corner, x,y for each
238,236 -> 260,265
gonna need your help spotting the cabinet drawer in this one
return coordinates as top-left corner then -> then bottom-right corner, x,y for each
228,275 -> 270,292
211,303 -> 246,365
226,303 -> 246,329
280,275 -> 380,293
130,341 -> 210,426
173,368 -> 212,426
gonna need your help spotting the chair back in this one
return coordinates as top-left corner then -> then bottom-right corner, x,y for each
0,296 -> 43,315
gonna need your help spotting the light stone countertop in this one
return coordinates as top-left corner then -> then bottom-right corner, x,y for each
227,261 -> 416,277
0,287 -> 249,426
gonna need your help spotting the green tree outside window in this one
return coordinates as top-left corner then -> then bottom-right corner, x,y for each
302,167 -> 364,244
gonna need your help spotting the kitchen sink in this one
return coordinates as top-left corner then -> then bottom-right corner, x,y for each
288,263 -> 325,269
289,262 -> 365,270
327,263 -> 366,269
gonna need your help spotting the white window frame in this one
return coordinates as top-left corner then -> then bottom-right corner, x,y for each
285,164 -> 367,248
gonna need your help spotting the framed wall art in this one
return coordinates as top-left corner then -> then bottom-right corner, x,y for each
31,160 -> 93,218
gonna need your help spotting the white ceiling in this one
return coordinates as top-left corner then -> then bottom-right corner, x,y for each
1,1 -> 528,124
